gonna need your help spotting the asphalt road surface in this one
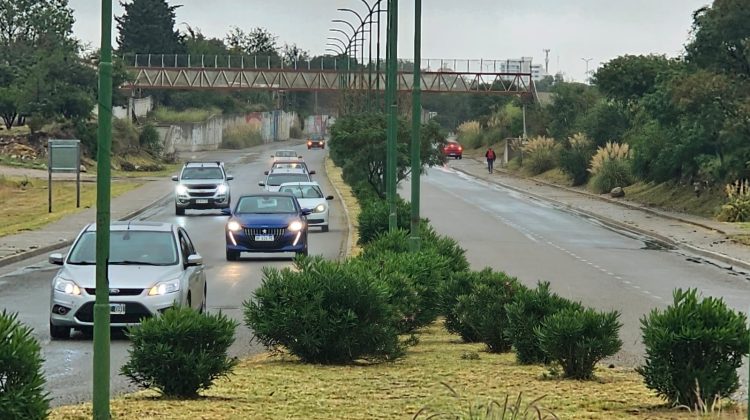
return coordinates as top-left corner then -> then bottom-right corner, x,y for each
0,142 -> 346,406
404,164 -> 749,396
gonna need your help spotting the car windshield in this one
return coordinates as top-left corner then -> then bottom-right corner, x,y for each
275,151 -> 297,157
272,162 -> 306,171
236,196 -> 297,214
279,184 -> 323,199
67,231 -> 178,266
181,167 -> 223,180
267,173 -> 310,186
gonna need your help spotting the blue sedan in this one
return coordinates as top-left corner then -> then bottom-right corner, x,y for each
223,193 -> 311,261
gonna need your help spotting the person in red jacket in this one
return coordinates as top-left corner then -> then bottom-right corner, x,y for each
485,147 -> 496,174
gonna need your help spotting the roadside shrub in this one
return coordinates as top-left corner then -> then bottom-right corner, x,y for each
139,123 -> 162,156
558,133 -> 595,186
522,136 -> 557,175
439,270 -> 484,342
244,258 -> 403,364
588,141 -> 631,175
457,120 -> 482,149
221,125 -> 263,150
589,158 -> 634,194
112,118 -> 140,153
536,307 -> 622,380
716,179 -> 750,222
356,250 -> 450,333
357,197 -> 415,245
454,273 -> 525,352
638,289 -> 749,408
121,307 -> 238,398
363,227 -> 469,274
506,282 -> 583,365
0,310 -> 49,420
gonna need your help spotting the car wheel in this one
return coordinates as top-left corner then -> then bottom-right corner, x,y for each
296,247 -> 308,257
226,249 -> 240,261
458,155 -> 463,160
50,322 -> 70,340
80,326 -> 94,338
187,293 -> 192,310
200,284 -> 207,314
321,225 -> 329,232
175,205 -> 185,216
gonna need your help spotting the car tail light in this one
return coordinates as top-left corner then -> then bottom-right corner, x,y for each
458,146 -> 463,151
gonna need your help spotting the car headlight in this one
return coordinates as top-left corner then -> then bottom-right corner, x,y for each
53,278 -> 81,296
288,220 -> 304,232
217,184 -> 228,194
175,184 -> 188,195
148,279 -> 180,296
227,220 -> 242,231
314,204 -> 327,213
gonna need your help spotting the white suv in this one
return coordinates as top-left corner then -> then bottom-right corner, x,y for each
172,161 -> 234,215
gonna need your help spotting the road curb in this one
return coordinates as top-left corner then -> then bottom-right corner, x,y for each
452,165 -> 750,272
0,191 -> 173,268
324,156 -> 355,260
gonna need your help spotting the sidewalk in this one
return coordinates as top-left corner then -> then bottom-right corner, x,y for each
0,178 -> 173,266
451,158 -> 750,271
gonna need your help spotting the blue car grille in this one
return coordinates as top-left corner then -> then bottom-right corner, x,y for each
244,227 -> 286,238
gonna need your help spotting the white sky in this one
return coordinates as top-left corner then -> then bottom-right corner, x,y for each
69,0 -> 710,81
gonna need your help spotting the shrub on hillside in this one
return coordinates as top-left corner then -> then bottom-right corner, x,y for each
717,179 -> 750,222
506,282 -> 583,365
0,311 -> 49,419
589,158 -> 634,194
121,307 -> 238,398
522,136 -> 558,175
355,250 -> 450,333
558,133 -> 595,186
536,307 -> 622,380
454,273 -> 525,352
638,289 -> 749,408
244,258 -> 403,364
457,120 -> 482,149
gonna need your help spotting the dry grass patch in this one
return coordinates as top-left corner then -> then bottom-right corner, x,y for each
624,182 -> 724,218
0,176 -> 140,237
325,157 -> 362,256
49,322 -> 745,420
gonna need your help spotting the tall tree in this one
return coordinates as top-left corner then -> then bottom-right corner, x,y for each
225,26 -> 278,56
182,25 -> 227,56
593,55 -> 680,105
116,0 -> 185,54
686,0 -> 750,77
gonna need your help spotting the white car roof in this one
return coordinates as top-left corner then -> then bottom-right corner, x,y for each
269,168 -> 308,174
279,181 -> 320,187
85,221 -> 175,232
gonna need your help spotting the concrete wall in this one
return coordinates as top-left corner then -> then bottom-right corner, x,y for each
223,111 -> 299,142
158,115 -> 223,154
303,115 -> 335,136
111,96 -> 154,120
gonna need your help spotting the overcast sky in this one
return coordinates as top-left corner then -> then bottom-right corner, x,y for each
69,0 -> 710,81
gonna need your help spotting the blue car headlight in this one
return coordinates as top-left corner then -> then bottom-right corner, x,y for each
288,220 -> 304,232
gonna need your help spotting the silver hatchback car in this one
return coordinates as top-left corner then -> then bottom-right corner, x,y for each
48,221 -> 207,339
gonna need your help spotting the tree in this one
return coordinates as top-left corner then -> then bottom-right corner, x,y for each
116,0 -> 186,54
593,55 -> 681,105
183,25 -> 227,56
225,26 -> 278,56
686,0 -> 750,77
546,82 -> 601,141
282,43 -> 310,66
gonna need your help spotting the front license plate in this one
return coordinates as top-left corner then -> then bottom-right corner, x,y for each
254,234 -> 275,242
110,303 -> 126,315
196,199 -> 209,204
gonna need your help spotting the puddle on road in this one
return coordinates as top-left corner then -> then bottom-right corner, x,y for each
641,240 -> 675,251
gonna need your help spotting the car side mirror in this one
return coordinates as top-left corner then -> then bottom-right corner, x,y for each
187,254 -> 203,266
226,175 -> 234,181
326,195 -> 334,201
258,181 -> 266,187
171,175 -> 179,181
264,171 -> 269,175
309,170 -> 316,175
220,208 -> 232,216
298,155 -> 303,159
49,253 -> 64,265
301,208 -> 312,216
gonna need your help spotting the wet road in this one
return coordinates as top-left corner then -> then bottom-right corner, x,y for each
406,165 -> 749,393
0,142 -> 346,406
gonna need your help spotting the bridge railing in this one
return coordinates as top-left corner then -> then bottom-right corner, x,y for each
122,54 -> 534,74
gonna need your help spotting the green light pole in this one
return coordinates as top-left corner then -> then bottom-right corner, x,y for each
93,0 -> 113,418
385,0 -> 398,231
409,0 -> 422,251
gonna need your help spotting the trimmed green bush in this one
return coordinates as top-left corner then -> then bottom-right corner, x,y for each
244,257 -> 403,364
121,307 -> 238,398
454,273 -> 525,352
536,307 -> 622,379
363,228 -> 469,274
638,289 -> 750,408
506,282 -> 583,365
589,158 -> 633,194
139,123 -> 162,156
439,270 -> 484,342
524,149 -> 557,175
0,311 -> 49,420
357,198 -> 416,245
356,250 -> 450,333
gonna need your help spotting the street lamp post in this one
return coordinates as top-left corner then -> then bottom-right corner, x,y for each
409,0 -> 422,251
581,57 -> 593,82
94,0 -> 113,418
386,0 -> 398,231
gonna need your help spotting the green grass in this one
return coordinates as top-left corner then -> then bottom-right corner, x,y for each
0,125 -> 31,136
221,125 -> 263,150
0,154 -> 47,170
624,181 -> 724,219
151,107 -> 221,123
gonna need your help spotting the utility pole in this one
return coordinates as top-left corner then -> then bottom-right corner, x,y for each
94,0 -> 113,418
543,49 -> 550,74
409,0 -> 422,251
581,57 -> 593,82
386,0 -> 398,231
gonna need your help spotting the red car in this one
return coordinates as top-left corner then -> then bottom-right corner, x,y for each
443,141 -> 463,159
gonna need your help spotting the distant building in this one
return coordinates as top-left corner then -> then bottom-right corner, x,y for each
497,57 -> 548,81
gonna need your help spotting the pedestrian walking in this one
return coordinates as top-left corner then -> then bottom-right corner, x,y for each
485,147 -> 496,174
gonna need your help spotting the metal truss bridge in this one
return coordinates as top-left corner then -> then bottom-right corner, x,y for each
123,54 -> 535,96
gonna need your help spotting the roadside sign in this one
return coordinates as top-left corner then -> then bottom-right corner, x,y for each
48,139 -> 82,212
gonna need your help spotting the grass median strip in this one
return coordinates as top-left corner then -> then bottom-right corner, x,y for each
49,321 -> 739,420
0,176 -> 141,237
325,157 -> 362,257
